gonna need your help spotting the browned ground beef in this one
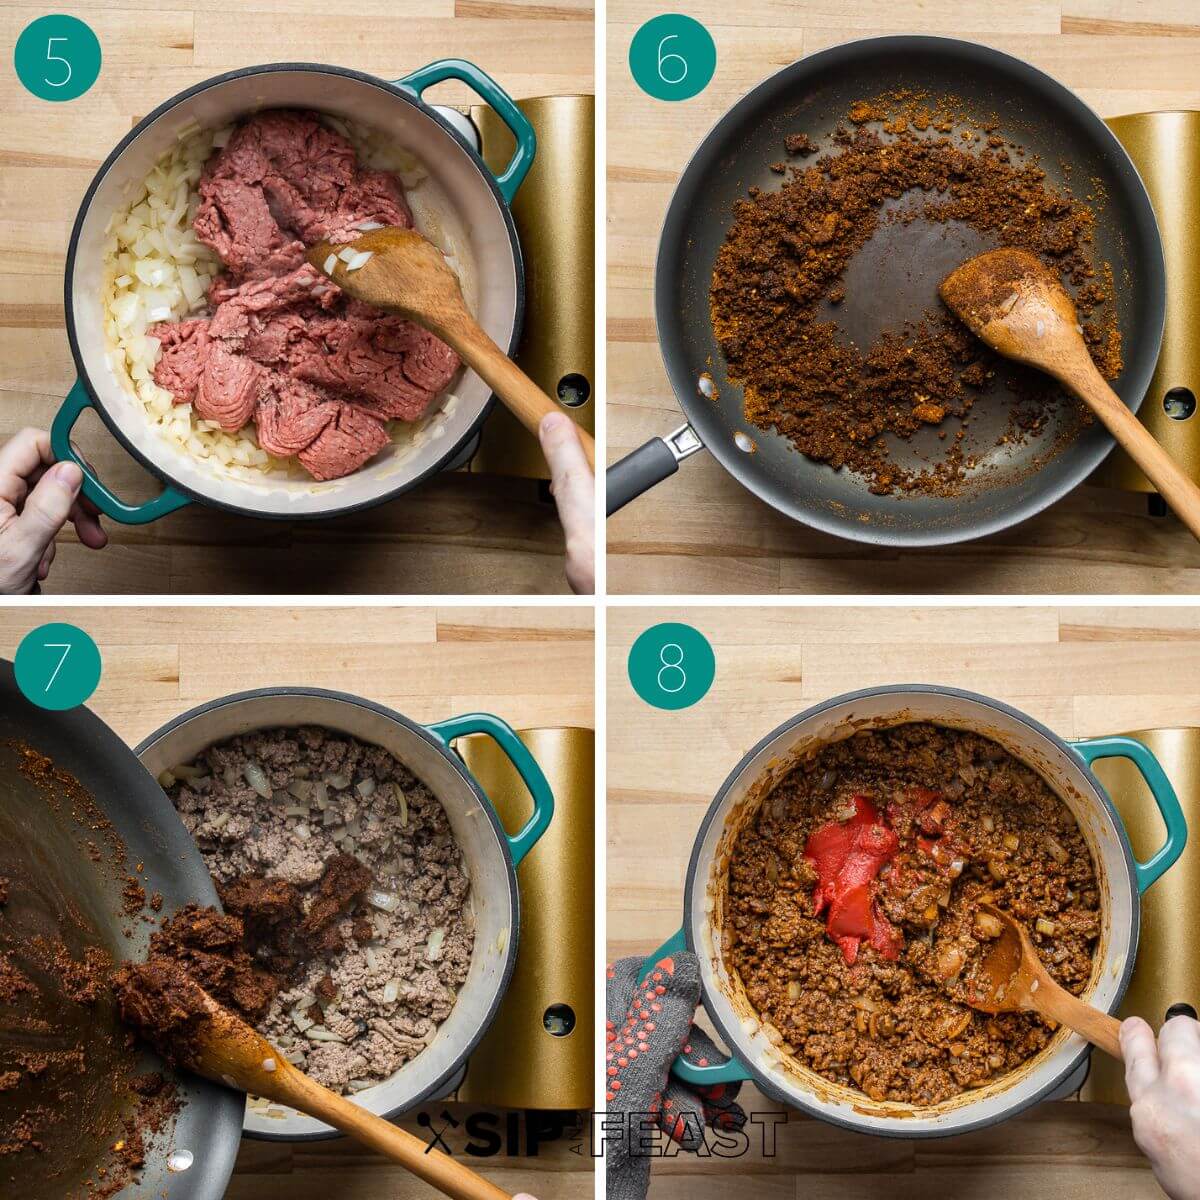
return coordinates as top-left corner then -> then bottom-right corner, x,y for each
723,723 -> 1100,1106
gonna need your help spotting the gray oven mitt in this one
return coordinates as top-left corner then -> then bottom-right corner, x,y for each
605,950 -> 747,1200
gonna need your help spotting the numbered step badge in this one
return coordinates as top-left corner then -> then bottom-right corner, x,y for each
628,622 -> 716,710
14,624 -> 103,711
629,14 -> 717,101
14,14 -> 102,101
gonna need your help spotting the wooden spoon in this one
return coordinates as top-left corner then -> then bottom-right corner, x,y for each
939,247 -> 1200,542
966,902 -> 1122,1060
135,971 -> 511,1200
307,228 -> 594,468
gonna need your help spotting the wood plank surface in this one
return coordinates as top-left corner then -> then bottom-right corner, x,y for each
0,604 -> 594,1198
0,0 -> 593,595
606,604 -> 1197,1197
606,0 -> 1200,594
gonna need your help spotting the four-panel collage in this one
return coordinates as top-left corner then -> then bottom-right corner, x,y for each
1,3 -> 1199,1200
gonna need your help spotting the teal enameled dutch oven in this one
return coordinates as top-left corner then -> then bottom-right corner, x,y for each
645,685 -> 1186,1138
135,686 -> 553,1140
54,60 -> 533,523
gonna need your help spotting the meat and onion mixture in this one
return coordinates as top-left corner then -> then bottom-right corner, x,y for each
723,724 -> 1100,1105
163,726 -> 473,1099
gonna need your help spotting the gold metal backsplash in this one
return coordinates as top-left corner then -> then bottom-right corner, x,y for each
467,95 -> 595,481
1096,112 -> 1200,492
1082,727 -> 1200,1104
457,726 -> 595,1110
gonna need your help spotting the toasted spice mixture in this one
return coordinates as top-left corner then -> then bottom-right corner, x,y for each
723,724 -> 1100,1106
0,745 -> 179,1200
709,90 -> 1122,496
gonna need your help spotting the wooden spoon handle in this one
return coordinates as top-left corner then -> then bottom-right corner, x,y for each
1037,982 -> 1124,1061
1071,363 -> 1200,542
438,316 -> 596,470
264,1061 -> 511,1200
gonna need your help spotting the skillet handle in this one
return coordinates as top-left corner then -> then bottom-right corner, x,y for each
51,379 -> 193,524
607,425 -> 704,516
426,712 -> 554,868
635,930 -> 753,1087
1072,734 -> 1187,892
396,60 -> 536,204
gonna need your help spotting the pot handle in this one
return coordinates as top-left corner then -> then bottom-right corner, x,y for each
395,60 -> 535,204
635,929 -> 754,1087
1072,735 -> 1188,892
51,379 -> 193,524
426,712 -> 554,868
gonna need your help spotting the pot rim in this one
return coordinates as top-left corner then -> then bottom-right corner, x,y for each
65,61 -> 525,522
683,683 -> 1141,1137
134,684 -> 522,1140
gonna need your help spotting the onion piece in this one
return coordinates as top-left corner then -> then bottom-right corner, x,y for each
368,889 -> 401,913
324,253 -> 339,274
243,761 -> 272,799
426,928 -> 446,961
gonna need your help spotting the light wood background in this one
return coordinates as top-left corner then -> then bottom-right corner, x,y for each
0,0 -> 593,595
0,604 -> 594,1198
607,604 -> 1200,1197
606,0 -> 1200,594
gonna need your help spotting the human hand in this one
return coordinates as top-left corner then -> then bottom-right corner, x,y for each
539,412 -> 594,595
605,951 -> 745,1200
1122,1014 -> 1200,1200
0,429 -> 107,593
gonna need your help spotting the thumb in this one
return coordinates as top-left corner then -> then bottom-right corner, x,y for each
12,462 -> 83,559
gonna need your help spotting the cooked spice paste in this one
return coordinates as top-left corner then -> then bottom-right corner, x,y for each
709,91 -> 1122,496
723,724 -> 1100,1105
0,745 -> 179,1200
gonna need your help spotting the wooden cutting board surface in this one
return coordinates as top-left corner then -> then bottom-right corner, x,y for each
0,0 -> 593,595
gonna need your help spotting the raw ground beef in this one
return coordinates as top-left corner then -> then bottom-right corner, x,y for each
723,724 -> 1100,1106
149,110 -> 460,481
164,726 -> 474,1096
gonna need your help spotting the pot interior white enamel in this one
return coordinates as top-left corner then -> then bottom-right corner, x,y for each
69,66 -> 518,518
688,689 -> 1138,1136
135,690 -> 518,1139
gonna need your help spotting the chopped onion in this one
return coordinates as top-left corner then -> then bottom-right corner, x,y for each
396,787 -> 408,827
356,778 -> 376,798
382,980 -> 399,1004
261,1057 -> 277,1072
426,928 -> 446,961
157,770 -> 177,788
325,773 -> 351,791
171,762 -> 206,781
345,249 -> 373,271
324,253 -> 338,274
290,1008 -> 315,1034
306,1027 -> 345,1044
355,220 -> 384,231
284,805 -> 309,818
337,246 -> 357,264
287,779 -> 313,802
1045,835 -> 1069,864
368,889 -> 401,913
243,761 -> 272,799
